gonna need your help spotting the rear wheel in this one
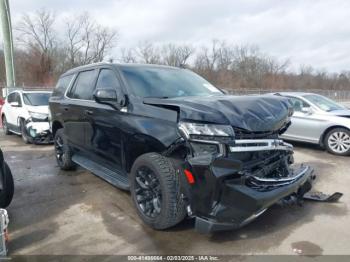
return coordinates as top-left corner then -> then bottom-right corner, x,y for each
54,129 -> 76,170
324,128 -> 350,156
2,116 -> 11,135
130,153 -> 186,230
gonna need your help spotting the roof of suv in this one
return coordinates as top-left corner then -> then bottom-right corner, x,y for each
62,62 -> 182,76
275,92 -> 316,98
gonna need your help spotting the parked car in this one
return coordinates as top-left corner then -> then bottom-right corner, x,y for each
276,92 -> 350,156
49,63 -> 315,233
1,90 -> 52,144
0,148 -> 14,208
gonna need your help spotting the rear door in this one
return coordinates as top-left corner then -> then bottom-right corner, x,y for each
6,92 -> 23,131
84,68 -> 124,169
64,69 -> 98,150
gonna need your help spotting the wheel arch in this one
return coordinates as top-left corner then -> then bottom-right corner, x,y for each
319,125 -> 350,147
124,133 -> 181,173
51,120 -> 64,137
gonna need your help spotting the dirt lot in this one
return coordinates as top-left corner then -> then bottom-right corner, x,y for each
1,130 -> 349,256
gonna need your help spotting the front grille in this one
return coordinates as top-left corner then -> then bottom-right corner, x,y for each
233,128 -> 277,140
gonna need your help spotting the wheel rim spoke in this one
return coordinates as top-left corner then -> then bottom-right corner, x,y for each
328,131 -> 350,153
135,166 -> 162,218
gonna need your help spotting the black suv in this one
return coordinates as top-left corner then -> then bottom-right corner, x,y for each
49,63 -> 314,233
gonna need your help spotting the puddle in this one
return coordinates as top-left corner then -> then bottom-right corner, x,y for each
291,241 -> 323,256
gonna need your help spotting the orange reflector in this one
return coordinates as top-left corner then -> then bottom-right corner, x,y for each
184,169 -> 195,184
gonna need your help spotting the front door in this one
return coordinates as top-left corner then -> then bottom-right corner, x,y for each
282,97 -> 322,143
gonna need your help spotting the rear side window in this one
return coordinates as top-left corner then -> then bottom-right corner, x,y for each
68,70 -> 97,100
7,93 -> 15,103
53,75 -> 74,97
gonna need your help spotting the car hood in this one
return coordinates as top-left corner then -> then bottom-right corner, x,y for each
325,109 -> 350,117
26,105 -> 49,114
143,95 -> 293,132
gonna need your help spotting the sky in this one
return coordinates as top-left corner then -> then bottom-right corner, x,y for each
3,0 -> 350,73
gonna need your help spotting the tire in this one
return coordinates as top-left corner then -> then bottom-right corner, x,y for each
130,153 -> 186,230
324,128 -> 350,156
0,162 -> 14,208
2,116 -> 11,135
54,129 -> 76,170
20,119 -> 31,144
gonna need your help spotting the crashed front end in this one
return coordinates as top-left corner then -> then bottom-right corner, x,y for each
177,124 -> 315,234
25,113 -> 53,144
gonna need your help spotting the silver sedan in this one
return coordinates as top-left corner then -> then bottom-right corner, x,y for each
277,92 -> 350,156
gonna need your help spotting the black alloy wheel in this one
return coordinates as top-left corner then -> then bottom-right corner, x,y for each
134,166 -> 162,218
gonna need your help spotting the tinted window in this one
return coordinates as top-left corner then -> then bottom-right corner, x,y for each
120,66 -> 222,98
68,70 -> 97,100
96,69 -> 120,90
53,74 -> 74,97
23,93 -> 51,106
7,93 -> 15,103
14,93 -> 22,106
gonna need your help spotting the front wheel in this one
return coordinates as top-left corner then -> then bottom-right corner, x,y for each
324,128 -> 350,156
130,153 -> 186,230
20,119 -> 31,144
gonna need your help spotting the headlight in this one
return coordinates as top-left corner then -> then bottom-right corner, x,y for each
178,122 -> 234,143
29,111 -> 48,121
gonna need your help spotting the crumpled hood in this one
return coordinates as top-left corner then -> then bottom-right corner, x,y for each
26,105 -> 49,115
143,95 -> 293,132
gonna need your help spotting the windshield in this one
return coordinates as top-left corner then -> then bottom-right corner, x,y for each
23,93 -> 51,106
303,94 -> 345,112
120,66 -> 223,98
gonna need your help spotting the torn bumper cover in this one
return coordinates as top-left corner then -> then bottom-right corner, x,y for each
182,139 -> 315,234
25,121 -> 53,144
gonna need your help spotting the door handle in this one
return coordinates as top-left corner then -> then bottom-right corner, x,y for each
84,110 -> 93,116
63,107 -> 69,111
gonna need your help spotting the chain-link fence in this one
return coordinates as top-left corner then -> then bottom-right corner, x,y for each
226,89 -> 350,102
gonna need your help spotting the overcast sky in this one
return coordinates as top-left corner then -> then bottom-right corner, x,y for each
4,0 -> 350,72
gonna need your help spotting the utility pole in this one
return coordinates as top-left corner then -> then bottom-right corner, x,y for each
0,0 -> 15,92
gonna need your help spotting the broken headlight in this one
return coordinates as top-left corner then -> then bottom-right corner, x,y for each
178,122 -> 234,157
29,111 -> 49,122
178,122 -> 234,143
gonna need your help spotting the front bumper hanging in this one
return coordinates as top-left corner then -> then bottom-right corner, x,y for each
25,121 -> 53,144
180,138 -> 342,234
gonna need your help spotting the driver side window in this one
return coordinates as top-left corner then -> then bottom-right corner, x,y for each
95,69 -> 121,90
289,97 -> 309,112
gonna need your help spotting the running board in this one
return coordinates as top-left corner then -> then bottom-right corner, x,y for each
72,154 -> 130,190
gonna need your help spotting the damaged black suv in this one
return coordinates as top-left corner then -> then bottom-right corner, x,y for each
49,63 -> 315,233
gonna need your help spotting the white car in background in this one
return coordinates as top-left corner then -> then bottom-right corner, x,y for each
277,92 -> 350,156
1,90 -> 52,144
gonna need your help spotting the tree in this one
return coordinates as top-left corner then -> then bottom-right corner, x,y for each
16,9 -> 58,85
64,13 -> 118,67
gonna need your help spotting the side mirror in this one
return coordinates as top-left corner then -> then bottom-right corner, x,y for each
10,102 -> 19,107
301,107 -> 312,114
93,88 -> 118,107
